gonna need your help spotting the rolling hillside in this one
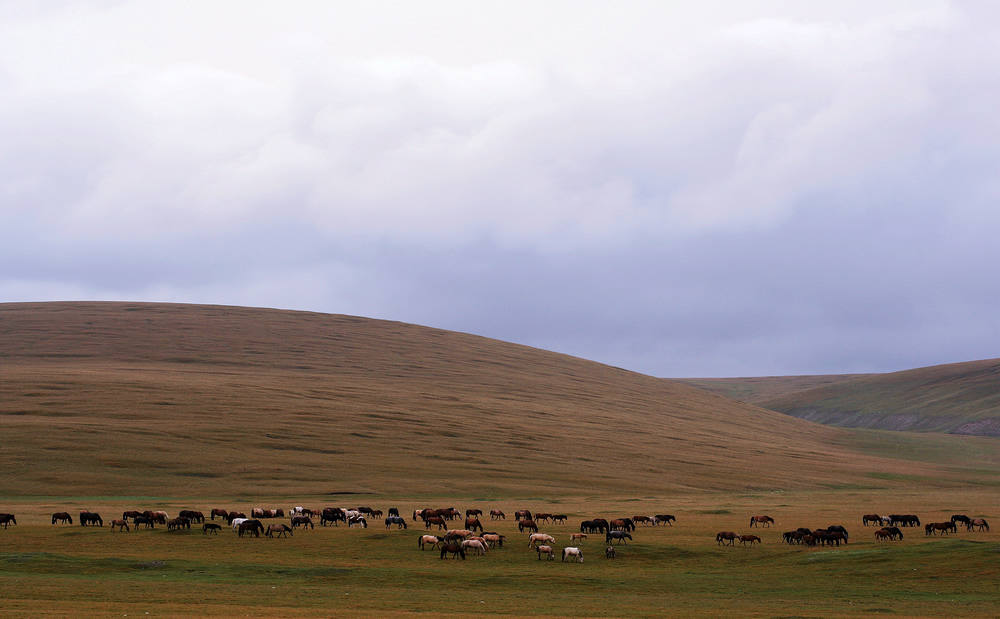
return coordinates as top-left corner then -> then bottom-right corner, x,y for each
1,302 -> 995,497
749,359 -> 1000,436
678,374 -> 871,404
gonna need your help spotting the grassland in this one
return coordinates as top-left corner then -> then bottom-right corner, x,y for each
2,302 -> 999,616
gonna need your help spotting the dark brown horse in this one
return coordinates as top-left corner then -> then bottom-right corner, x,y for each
424,516 -> 447,530
968,518 -> 990,532
465,517 -> 483,532
291,516 -> 314,529
738,534 -> 761,546
862,514 -> 882,526
925,522 -> 957,536
439,541 -> 466,559
466,508 -> 483,517
749,515 -> 774,528
51,512 -> 73,525
203,523 -> 222,535
122,510 -> 142,521
655,514 -> 676,526
716,531 -> 737,546
79,511 -> 103,527
551,514 -> 568,524
518,519 -> 538,533
109,519 -> 130,532
0,513 -> 18,528
489,509 -> 506,520
238,520 -> 264,537
211,508 -> 230,521
515,510 -> 532,521
179,510 -> 204,523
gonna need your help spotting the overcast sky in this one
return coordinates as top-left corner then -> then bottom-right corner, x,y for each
3,1 -> 999,377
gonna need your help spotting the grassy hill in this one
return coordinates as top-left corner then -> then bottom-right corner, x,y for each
745,359 -> 1000,436
1,302 -> 996,497
678,374 -> 871,404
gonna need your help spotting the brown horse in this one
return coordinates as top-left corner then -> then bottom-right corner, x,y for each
489,509 -> 506,520
631,515 -> 654,526
515,510 -> 532,521
518,519 -> 538,533
716,531 -> 737,546
210,508 -> 229,521
439,542 -> 466,559
79,511 -> 102,527
424,516 -> 447,530
874,528 -> 896,542
266,524 -> 293,538
968,518 -> 990,532
749,515 -> 774,528
535,544 -> 555,560
179,510 -> 204,523
109,519 -> 130,532
419,535 -> 444,550
167,517 -> 191,531
862,514 -> 882,526
203,523 -> 222,535
551,514 -> 568,524
238,520 -> 264,537
925,522 -> 957,536
738,534 -> 761,546
534,513 -> 552,523
291,516 -> 314,529
466,509 -> 483,517
655,514 -> 676,526
51,512 -> 73,525
464,517 -> 483,532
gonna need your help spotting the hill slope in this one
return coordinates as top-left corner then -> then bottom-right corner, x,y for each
678,374 -> 871,404
0,302 -> 993,497
752,359 -> 1000,436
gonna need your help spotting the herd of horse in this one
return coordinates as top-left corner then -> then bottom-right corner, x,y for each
2,507 -> 991,560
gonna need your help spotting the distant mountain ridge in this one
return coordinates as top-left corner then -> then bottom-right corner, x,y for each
679,359 -> 1000,437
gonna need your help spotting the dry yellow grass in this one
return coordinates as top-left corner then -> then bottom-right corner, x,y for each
1,302 -> 995,499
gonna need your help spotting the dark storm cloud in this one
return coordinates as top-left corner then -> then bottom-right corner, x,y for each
2,1 -> 999,376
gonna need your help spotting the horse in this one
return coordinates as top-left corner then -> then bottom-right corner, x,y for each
238,520 -> 264,538
370,509 -> 383,518
167,517 -> 190,531
817,531 -> 847,546
738,534 -> 761,546
571,533 -> 588,542
439,542 -> 466,559
134,516 -> 155,529
551,514 -> 568,524
925,522 -> 956,536
605,546 -> 616,559
51,512 -> 73,525
529,533 -> 556,548
179,510 -> 204,523
384,516 -> 407,529
347,516 -> 368,528
490,509 -> 506,520
883,526 -> 904,540
782,531 -> 801,544
951,514 -> 972,527
461,539 -> 488,556
483,533 -> 506,548
562,547 -> 584,563
536,544 -> 554,560
388,507 -> 400,518
419,535 -> 444,550
266,524 -> 292,538
291,516 -> 315,530
535,513 -> 552,523
424,516 -> 447,530
580,519 -> 607,534
518,519 -> 539,533
631,515 -> 654,526
321,508 -> 346,526
515,510 -> 532,521
655,514 -> 676,526
606,531 -> 632,545
122,510 -> 142,521
226,512 -> 247,524
444,529 -> 474,541
79,511 -> 102,527
749,515 -> 774,528
862,514 -> 882,527
716,531 -> 737,546
210,508 -> 229,521
874,528 -> 898,542
0,514 -> 16,528
466,508 -> 483,517
465,517 -> 483,532
826,525 -> 849,540
968,518 -> 990,532
890,514 -> 920,527
203,523 -> 221,535
610,518 -> 635,532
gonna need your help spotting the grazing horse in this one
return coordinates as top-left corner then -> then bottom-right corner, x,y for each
424,516 -> 447,530
535,513 -> 552,523
134,516 -> 154,529
738,535 -> 761,546
951,514 -> 972,527
210,508 -> 229,521
266,524 -> 292,538
862,514 -> 882,527
716,531 -> 737,546
321,508 -> 346,526
515,510 -> 532,521
388,507 -> 400,518
291,516 -> 315,530
655,515 -> 676,526
179,510 -> 204,523
536,544 -> 554,560
444,529 -> 474,541
51,512 -> 73,525
419,535 -> 444,550
0,514 -> 16,528
439,542 -> 466,560
203,523 -> 221,535
384,516 -> 407,529
167,517 -> 191,531
238,520 -> 264,538
109,519 -> 130,532
80,511 -> 103,527
749,515 -> 774,528
890,514 -> 920,527
827,525 -> 849,541
461,539 -> 488,556
580,519 -> 608,534
562,547 -> 584,563
874,528 -> 900,542
226,512 -> 247,524
518,519 -> 539,533
968,518 -> 990,532
610,518 -> 635,532
490,509 -> 506,520
551,514 -> 568,524
605,546 -> 616,559
925,522 -> 957,536
465,517 -> 483,533
571,533 -> 588,542
122,510 -> 142,521
631,515 -> 654,526
466,509 -> 483,517
528,533 -> 556,548
483,533 -> 505,548
606,531 -> 632,545
347,516 -> 368,528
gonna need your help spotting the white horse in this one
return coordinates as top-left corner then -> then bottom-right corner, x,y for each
461,539 -> 488,556
562,547 -> 583,563
536,544 -> 554,560
230,517 -> 248,531
528,533 -> 556,548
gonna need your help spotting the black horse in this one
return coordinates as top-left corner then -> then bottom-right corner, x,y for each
606,531 -> 633,545
79,511 -> 103,527
385,516 -> 408,529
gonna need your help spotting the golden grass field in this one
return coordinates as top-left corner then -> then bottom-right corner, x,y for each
1,302 -> 998,616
